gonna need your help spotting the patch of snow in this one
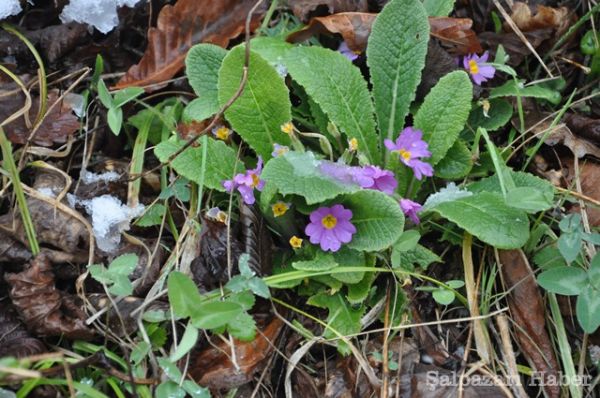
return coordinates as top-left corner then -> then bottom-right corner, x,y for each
80,169 -> 121,184
0,0 -> 22,20
77,194 -> 144,253
423,182 -> 473,210
60,0 -> 144,34
37,187 -> 57,198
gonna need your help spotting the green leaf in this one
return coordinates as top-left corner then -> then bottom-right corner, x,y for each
154,136 -> 243,191
261,151 -> 360,204
181,380 -> 210,398
346,272 -> 375,304
131,341 -> 150,365
469,169 -> 554,201
368,0 -> 429,143
227,312 -> 257,341
292,252 -> 338,271
392,229 -> 420,252
429,192 -> 530,249
113,87 -> 144,108
435,140 -> 473,179
432,289 -> 455,305
136,203 -> 166,227
589,253 -> 600,290
185,43 -> 227,115
247,278 -> 270,299
505,186 -> 553,213
577,288 -> 600,333
169,322 -> 198,362
422,0 -> 455,16
533,247 -> 566,270
97,79 -> 113,108
331,248 -> 367,284
218,46 -> 291,159
414,70 -> 473,165
467,98 -> 513,132
191,301 -> 243,329
558,230 -> 583,264
489,79 -> 562,105
341,190 -> 404,252
107,106 -> 123,135
537,266 -> 588,295
391,243 -> 441,270
167,271 -> 202,319
156,381 -> 186,398
88,254 -> 138,296
182,97 -> 218,122
308,292 -> 364,355
158,357 -> 183,381
285,46 -> 379,163
250,36 -> 293,66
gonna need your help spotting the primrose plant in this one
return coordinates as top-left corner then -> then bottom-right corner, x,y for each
153,0 -> 564,353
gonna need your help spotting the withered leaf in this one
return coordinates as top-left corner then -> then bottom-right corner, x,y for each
286,0 -> 369,22
239,204 -> 272,277
0,301 -> 46,358
190,317 -> 283,390
0,89 -> 80,147
565,114 -> 600,146
429,17 -> 483,55
287,12 -> 376,52
479,29 -> 553,66
562,159 -> 600,227
114,0 -> 266,92
5,253 -> 94,340
509,2 -> 572,36
287,14 -> 481,55
498,249 -> 560,398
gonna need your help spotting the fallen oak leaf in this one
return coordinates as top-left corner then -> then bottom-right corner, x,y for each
285,0 -> 369,22
429,17 -> 483,55
0,301 -> 46,358
509,2 -> 573,37
114,0 -> 267,92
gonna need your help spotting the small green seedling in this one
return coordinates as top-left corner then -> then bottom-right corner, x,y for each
88,253 -> 138,296
97,79 -> 144,135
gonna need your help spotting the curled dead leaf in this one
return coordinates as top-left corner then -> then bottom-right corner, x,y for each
565,114 -> 600,146
429,17 -> 483,55
0,301 -> 46,358
287,12 -> 376,52
498,249 -> 560,398
542,121 -> 600,159
4,253 -> 94,340
509,2 -> 573,37
190,317 -> 283,390
286,0 -> 369,22
114,0 -> 266,92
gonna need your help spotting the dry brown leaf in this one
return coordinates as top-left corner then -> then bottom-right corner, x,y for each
509,2 -> 572,36
286,0 -> 369,22
0,301 -> 46,358
562,159 -> 600,227
287,14 -> 481,55
498,249 -> 560,398
190,317 -> 283,390
479,29 -> 553,67
0,89 -> 80,147
542,122 -> 600,159
429,17 -> 483,55
287,12 -> 376,52
4,253 -> 95,340
114,0 -> 266,92
565,114 -> 600,146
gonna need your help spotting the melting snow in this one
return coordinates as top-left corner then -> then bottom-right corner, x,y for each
0,0 -> 22,19
70,194 -> 144,253
60,0 -> 144,34
80,169 -> 121,184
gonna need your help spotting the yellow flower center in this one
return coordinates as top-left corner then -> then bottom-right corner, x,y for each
251,174 -> 260,188
272,202 -> 289,217
396,148 -> 412,162
348,138 -> 358,151
321,214 -> 337,229
281,122 -> 294,135
468,59 -> 479,75
215,127 -> 230,140
289,236 -> 303,249
276,147 -> 289,156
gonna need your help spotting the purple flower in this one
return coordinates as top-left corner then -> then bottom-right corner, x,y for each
463,52 -> 495,86
222,157 -> 265,205
272,143 -> 289,157
338,41 -> 360,62
305,205 -> 357,252
400,199 -> 422,225
319,161 -> 357,185
355,165 -> 397,195
384,127 -> 434,180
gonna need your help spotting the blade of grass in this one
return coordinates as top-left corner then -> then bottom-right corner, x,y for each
0,127 -> 40,255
